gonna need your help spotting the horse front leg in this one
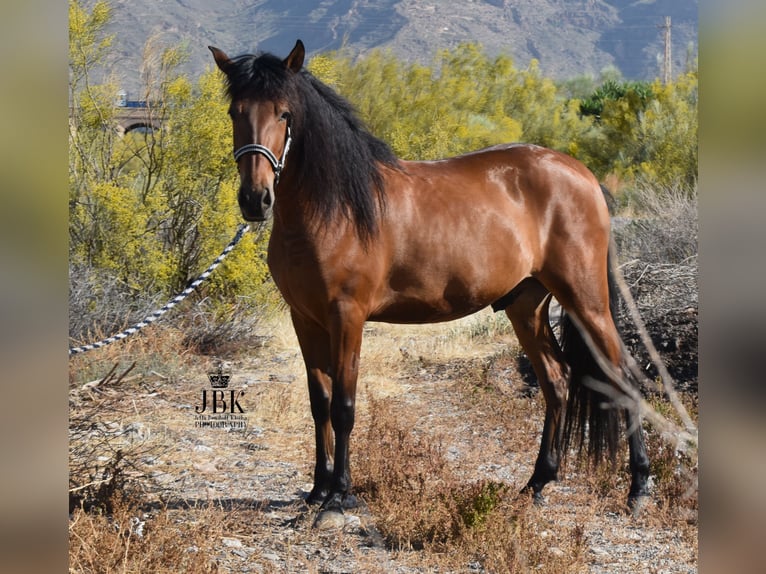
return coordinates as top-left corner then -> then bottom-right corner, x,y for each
315,300 -> 365,526
290,310 -> 334,506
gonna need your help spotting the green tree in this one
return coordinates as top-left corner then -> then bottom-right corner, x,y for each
309,44 -> 602,164
575,79 -> 654,181
309,42 -> 696,197
579,79 -> 653,119
633,72 -> 698,189
69,0 -> 271,311
575,73 -> 697,189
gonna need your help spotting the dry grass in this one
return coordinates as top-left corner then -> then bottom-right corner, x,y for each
69,499 -> 226,573
354,395 -> 588,572
69,305 -> 697,573
351,319 -> 697,572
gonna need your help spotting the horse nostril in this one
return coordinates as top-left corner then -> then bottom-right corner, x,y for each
262,190 -> 273,208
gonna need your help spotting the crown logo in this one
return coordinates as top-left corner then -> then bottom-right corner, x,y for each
207,364 -> 231,389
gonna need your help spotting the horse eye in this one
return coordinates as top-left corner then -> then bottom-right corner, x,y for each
280,111 -> 291,122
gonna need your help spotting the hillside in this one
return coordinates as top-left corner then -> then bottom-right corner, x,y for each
98,0 -> 697,97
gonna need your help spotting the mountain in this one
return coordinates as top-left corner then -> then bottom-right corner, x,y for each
99,0 -> 697,97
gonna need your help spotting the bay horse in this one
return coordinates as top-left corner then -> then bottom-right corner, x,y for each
209,40 -> 650,524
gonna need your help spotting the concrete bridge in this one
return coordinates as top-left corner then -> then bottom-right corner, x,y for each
113,102 -> 162,135
68,101 -> 163,136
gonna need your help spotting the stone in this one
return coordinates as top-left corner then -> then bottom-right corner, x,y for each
313,510 -> 346,531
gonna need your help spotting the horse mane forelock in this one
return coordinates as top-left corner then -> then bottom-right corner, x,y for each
224,52 -> 400,240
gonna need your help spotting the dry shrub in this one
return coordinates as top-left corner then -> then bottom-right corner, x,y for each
69,498 -> 225,573
69,262 -> 163,345
643,396 -> 699,522
176,296 -> 279,357
354,397 -> 456,550
645,432 -> 698,519
614,184 -> 698,391
68,320 -> 201,388
611,184 -> 699,529
459,498 -> 587,573
613,184 -> 698,326
69,356 -> 226,571
619,183 -> 697,259
68,337 -> 190,513
68,336 -> 191,515
354,334 -> 695,570
448,310 -> 515,341
69,366 -> 163,513
69,257 -> 281,361
569,399 -> 698,532
354,396 -> 587,572
615,183 -> 698,265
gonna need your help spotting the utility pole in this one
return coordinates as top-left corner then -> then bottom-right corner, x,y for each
659,16 -> 672,84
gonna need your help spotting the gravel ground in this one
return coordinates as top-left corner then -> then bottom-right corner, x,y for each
96,317 -> 696,574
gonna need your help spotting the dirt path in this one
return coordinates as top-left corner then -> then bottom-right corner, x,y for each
78,317 -> 697,573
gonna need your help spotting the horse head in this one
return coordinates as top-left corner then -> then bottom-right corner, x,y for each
209,40 -> 305,221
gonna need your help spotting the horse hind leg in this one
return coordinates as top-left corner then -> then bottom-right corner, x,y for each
504,279 -> 569,502
626,406 -> 650,512
556,281 -> 651,510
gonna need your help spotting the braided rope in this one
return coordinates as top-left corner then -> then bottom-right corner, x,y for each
69,224 -> 251,356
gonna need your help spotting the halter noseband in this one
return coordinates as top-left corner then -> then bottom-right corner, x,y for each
232,123 -> 292,186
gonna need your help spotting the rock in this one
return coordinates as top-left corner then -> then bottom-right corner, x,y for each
222,537 -> 243,548
344,514 -> 361,529
193,461 -> 218,473
313,510 -> 346,531
124,422 -> 149,441
548,547 -> 565,557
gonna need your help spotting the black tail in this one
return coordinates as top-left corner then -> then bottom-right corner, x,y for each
561,185 -> 622,466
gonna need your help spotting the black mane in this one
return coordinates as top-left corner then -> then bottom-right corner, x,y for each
221,52 -> 401,239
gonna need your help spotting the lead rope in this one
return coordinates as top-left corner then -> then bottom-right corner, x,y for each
68,224 -> 251,356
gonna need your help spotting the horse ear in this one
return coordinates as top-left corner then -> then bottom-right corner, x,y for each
209,46 -> 233,73
284,40 -> 305,73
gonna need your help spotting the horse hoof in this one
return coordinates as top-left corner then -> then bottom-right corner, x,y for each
627,495 -> 650,517
518,485 -> 545,506
305,489 -> 329,506
341,493 -> 358,509
313,509 -> 345,530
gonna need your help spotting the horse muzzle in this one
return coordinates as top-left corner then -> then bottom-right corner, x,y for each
238,184 -> 274,221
